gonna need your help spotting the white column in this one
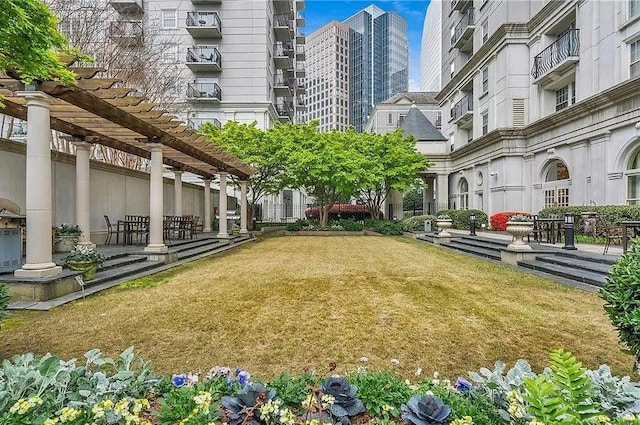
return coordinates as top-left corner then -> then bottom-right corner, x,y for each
174,170 -> 183,216
14,92 -> 62,278
239,180 -> 248,235
203,179 -> 212,232
73,141 -> 94,248
144,143 -> 167,253
217,172 -> 230,238
436,173 -> 449,211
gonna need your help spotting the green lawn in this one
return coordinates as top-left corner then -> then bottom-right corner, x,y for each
0,236 -> 631,379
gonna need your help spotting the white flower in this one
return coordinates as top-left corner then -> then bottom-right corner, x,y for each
359,357 -> 368,362
415,368 -> 422,376
390,359 -> 400,366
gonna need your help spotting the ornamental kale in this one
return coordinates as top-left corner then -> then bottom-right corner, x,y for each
401,395 -> 451,425
221,382 -> 277,425
321,376 -> 366,422
455,377 -> 472,394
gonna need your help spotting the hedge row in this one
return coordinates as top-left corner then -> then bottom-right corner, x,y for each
538,205 -> 640,234
436,209 -> 489,230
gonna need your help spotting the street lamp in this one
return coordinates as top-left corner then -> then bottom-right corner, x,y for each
469,213 -> 477,236
562,213 -> 577,250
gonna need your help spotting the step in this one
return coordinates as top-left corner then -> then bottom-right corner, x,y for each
86,259 -> 164,286
535,255 -> 613,275
101,255 -> 147,271
451,238 -> 509,251
458,235 -> 510,248
178,240 -> 232,260
553,250 -> 619,266
518,259 -> 607,287
442,241 -> 502,260
169,238 -> 223,252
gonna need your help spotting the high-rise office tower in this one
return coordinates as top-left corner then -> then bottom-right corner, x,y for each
420,0 -> 442,92
344,5 -> 408,131
304,21 -> 350,132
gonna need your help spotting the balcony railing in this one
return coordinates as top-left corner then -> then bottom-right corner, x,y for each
109,20 -> 143,42
275,73 -> 294,88
451,8 -> 474,50
452,94 -> 473,123
186,12 -> 221,38
274,42 -> 294,57
296,44 -> 305,60
186,47 -> 222,71
531,29 -> 580,80
186,82 -> 221,101
187,118 -> 221,130
452,0 -> 472,12
108,0 -> 143,14
274,14 -> 293,41
275,102 -> 294,120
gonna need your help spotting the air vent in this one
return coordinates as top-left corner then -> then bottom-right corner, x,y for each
512,98 -> 525,128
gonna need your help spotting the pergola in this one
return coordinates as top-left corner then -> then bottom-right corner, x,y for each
0,67 -> 256,278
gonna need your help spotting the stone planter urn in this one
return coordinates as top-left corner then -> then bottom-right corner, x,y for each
66,260 -> 98,281
55,235 -> 79,253
437,219 -> 453,237
506,221 -> 534,250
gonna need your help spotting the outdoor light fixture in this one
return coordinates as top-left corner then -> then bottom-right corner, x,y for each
562,213 -> 577,250
469,213 -> 477,236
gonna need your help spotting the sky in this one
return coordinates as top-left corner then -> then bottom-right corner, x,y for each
305,0 -> 432,92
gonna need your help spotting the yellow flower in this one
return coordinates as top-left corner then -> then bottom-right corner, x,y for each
102,399 -> 114,410
115,398 -> 130,415
624,415 -> 637,422
596,416 -> 611,424
44,418 -> 60,425
60,406 -> 81,423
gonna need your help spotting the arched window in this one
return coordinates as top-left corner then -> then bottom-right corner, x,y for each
543,160 -> 570,207
459,178 -> 469,210
628,149 -> 640,205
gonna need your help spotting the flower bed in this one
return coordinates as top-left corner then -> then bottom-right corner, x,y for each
490,211 -> 532,231
2,347 -> 639,425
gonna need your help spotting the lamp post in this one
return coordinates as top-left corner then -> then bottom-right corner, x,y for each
469,213 -> 477,236
562,213 -> 577,250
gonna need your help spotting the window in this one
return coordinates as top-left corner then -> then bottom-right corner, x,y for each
481,110 -> 488,135
482,66 -> 489,94
387,113 -> 393,124
397,114 -> 407,127
435,111 -> 442,129
482,20 -> 489,43
450,61 -> 455,78
162,9 -> 177,28
628,149 -> 640,204
162,45 -> 178,63
555,84 -> 575,111
632,0 -> 640,19
459,178 -> 469,210
632,40 -> 640,77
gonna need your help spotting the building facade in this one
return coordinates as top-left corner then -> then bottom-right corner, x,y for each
423,0 -> 640,215
344,5 -> 409,131
364,92 -> 441,135
304,21 -> 350,132
420,0 -> 443,92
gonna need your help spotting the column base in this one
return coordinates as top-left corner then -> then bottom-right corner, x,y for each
239,229 -> 248,235
144,244 -> 168,253
500,248 -> 537,266
217,232 -> 230,239
433,235 -> 451,245
14,265 -> 63,278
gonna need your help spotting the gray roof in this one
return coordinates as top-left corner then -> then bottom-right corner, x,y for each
381,92 -> 439,105
400,105 -> 447,141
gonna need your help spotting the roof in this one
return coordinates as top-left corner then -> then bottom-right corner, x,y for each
381,92 -> 439,105
0,66 -> 256,179
400,104 -> 447,141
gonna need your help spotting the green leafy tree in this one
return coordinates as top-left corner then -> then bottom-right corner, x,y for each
403,189 -> 424,213
354,130 -> 430,220
0,0 -> 79,94
284,125 -> 369,226
200,121 -> 291,229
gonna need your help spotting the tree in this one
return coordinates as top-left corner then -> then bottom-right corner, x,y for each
403,189 -> 424,213
200,121 -> 291,230
354,130 -> 430,220
284,125 -> 369,226
0,0 -> 78,95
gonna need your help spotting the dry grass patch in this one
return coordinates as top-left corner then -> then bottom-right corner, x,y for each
0,236 -> 632,379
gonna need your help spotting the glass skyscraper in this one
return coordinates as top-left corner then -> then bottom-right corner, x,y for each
344,5 -> 408,131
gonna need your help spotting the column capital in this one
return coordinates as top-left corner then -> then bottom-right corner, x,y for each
147,143 -> 163,152
202,178 -> 211,184
218,171 -> 228,177
16,91 -> 52,107
173,170 -> 184,176
73,141 -> 92,151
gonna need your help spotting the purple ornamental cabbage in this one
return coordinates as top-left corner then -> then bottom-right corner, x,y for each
401,395 -> 451,425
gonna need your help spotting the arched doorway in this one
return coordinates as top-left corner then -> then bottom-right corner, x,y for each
459,178 -> 469,210
543,159 -> 570,208
627,148 -> 640,205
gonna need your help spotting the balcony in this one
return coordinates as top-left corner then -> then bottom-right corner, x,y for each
274,73 -> 294,98
273,0 -> 294,14
275,102 -> 294,122
186,47 -> 221,72
451,8 -> 474,52
451,0 -> 472,12
532,29 -> 580,86
296,11 -> 305,27
274,42 -> 294,69
108,0 -> 143,14
296,44 -> 305,61
186,82 -> 221,101
296,28 -> 305,44
297,80 -> 306,94
274,14 -> 293,41
109,20 -> 143,45
186,12 -> 221,38
296,0 -> 304,10
295,62 -> 305,77
187,118 -> 221,130
452,93 -> 473,128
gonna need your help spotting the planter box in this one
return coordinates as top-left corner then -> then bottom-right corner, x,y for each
284,231 -> 366,236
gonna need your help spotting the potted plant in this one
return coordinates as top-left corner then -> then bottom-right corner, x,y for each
506,215 -> 534,250
436,214 -> 453,237
54,224 -> 82,253
64,245 -> 107,281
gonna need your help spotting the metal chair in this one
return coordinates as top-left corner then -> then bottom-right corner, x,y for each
596,214 -> 623,254
103,215 -> 122,245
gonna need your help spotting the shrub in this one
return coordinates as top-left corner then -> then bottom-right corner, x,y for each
286,219 -> 310,231
436,209 -> 489,230
489,211 -> 531,231
0,284 -> 9,326
400,215 -> 438,232
601,241 -> 640,366
538,205 -> 640,235
267,372 -> 317,410
348,369 -> 411,417
336,219 -> 364,231
305,204 -> 374,221
365,219 -> 403,235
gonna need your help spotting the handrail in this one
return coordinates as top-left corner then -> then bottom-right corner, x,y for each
186,82 -> 222,100
452,8 -> 474,46
531,29 -> 580,79
452,93 -> 473,121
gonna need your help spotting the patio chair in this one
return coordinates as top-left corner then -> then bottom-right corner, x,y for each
528,215 -> 543,243
596,214 -> 623,254
104,215 -> 122,245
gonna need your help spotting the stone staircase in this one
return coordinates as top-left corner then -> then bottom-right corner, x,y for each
414,233 -> 616,290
